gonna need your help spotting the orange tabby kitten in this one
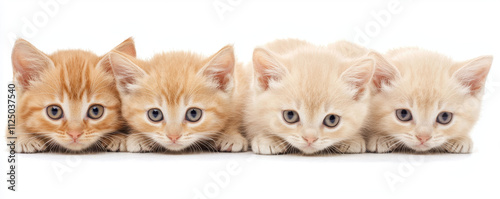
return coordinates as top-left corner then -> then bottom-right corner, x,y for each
245,39 -> 374,155
10,38 -> 136,153
103,46 -> 248,152
366,48 -> 493,153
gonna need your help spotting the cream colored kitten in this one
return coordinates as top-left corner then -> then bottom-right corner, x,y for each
366,48 -> 493,153
102,46 -> 248,152
245,39 -> 375,155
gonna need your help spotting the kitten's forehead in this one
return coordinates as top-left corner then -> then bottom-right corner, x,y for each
388,50 -> 465,105
47,50 -> 116,100
142,52 -> 217,104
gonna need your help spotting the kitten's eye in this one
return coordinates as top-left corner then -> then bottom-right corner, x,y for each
46,105 -> 63,120
436,112 -> 453,124
283,110 -> 299,123
87,105 -> 104,119
323,114 -> 340,128
148,108 -> 163,122
185,108 -> 202,122
396,109 -> 412,122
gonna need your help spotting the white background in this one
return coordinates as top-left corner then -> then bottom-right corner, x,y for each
1,0 -> 500,198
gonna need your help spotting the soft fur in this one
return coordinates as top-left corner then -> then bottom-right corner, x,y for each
365,48 -> 493,153
10,38 -> 136,153
244,39 -> 375,155
104,46 -> 248,152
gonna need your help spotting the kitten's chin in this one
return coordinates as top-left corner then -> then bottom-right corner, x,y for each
300,147 -> 320,154
408,144 -> 433,152
163,143 -> 189,151
62,142 -> 91,151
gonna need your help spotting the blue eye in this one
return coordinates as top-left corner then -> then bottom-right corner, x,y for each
185,108 -> 202,122
396,109 -> 412,122
283,110 -> 299,123
148,108 -> 163,122
436,112 -> 453,124
46,105 -> 63,120
323,114 -> 340,128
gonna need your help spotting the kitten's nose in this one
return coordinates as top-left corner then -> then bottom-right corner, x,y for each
302,136 -> 318,145
416,134 -> 431,144
67,131 -> 83,141
167,134 -> 181,143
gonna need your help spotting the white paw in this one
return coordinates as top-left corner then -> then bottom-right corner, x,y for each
17,139 -> 46,153
336,139 -> 366,153
367,135 -> 395,153
216,133 -> 248,152
251,136 -> 286,155
444,138 -> 472,153
106,136 -> 127,152
126,135 -> 153,152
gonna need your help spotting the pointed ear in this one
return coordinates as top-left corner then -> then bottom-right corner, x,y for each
252,48 -> 287,90
452,55 -> 493,96
11,39 -> 55,89
369,51 -> 401,91
112,37 -> 136,57
199,45 -> 235,91
341,58 -> 375,100
99,52 -> 146,94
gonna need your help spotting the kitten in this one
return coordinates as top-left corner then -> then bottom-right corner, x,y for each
10,38 -> 136,153
245,39 -> 375,155
103,45 -> 248,152
365,48 -> 493,153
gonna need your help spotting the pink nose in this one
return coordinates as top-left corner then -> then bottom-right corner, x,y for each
67,131 -> 83,140
416,135 -> 431,143
167,134 -> 181,143
302,136 -> 318,145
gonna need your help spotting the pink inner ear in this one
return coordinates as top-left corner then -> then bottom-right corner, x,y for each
205,66 -> 233,90
13,57 -> 36,88
455,56 -> 493,95
114,39 -> 136,57
253,49 -> 285,90
457,67 -> 490,94
12,47 -> 52,89
341,58 -> 375,100
203,46 -> 235,91
372,62 -> 400,91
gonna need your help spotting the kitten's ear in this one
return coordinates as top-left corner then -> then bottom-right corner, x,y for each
11,39 -> 55,89
199,45 -> 235,91
341,58 -> 375,100
112,37 -> 136,57
253,48 -> 288,90
100,52 -> 146,94
370,51 -> 401,91
453,55 -> 493,96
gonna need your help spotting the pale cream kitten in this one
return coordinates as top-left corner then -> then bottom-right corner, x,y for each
366,48 -> 493,153
245,39 -> 375,155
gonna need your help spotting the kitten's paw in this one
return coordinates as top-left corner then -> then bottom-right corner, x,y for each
443,137 -> 472,153
367,135 -> 396,153
336,138 -> 366,153
105,134 -> 127,152
126,134 -> 153,152
251,135 -> 286,155
216,133 -> 248,152
17,138 -> 46,153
